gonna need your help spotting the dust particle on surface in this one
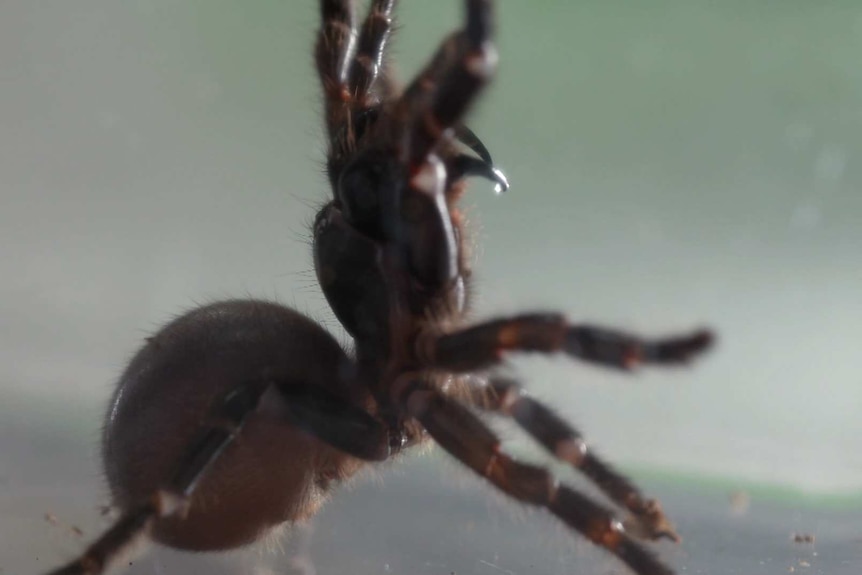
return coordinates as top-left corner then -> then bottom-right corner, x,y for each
728,490 -> 750,516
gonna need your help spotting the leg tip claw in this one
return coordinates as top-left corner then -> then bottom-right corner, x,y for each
645,329 -> 715,365
623,499 -> 681,543
568,325 -> 715,370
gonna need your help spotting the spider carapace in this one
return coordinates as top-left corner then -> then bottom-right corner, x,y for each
44,1 -> 713,574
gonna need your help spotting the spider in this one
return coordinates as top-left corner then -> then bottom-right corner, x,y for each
44,1 -> 713,574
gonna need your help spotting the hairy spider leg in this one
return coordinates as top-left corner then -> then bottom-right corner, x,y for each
347,0 -> 397,105
395,379 -> 674,575
397,0 -> 496,167
470,376 -> 679,541
316,0 -> 357,138
46,380 -> 392,575
47,382 -> 268,575
416,313 -> 713,372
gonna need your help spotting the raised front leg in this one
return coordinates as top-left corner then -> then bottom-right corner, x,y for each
347,0 -> 398,105
398,0 -> 498,166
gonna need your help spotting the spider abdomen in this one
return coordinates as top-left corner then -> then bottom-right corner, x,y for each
102,300 -> 365,551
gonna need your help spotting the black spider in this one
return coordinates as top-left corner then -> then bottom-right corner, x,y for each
44,2 -> 713,574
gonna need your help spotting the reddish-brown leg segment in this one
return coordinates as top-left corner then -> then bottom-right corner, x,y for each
398,0 -> 497,166
347,0 -> 397,105
396,380 -> 674,575
472,376 -> 679,541
417,313 -> 713,372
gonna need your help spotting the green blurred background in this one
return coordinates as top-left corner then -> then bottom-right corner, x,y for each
2,1 -> 862,573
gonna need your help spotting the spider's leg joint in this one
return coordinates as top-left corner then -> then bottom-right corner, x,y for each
153,489 -> 190,519
465,43 -> 499,79
555,436 -> 588,466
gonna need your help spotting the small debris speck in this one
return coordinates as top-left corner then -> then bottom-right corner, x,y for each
729,490 -> 750,516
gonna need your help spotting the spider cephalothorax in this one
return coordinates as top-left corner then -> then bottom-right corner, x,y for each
44,3 -> 712,575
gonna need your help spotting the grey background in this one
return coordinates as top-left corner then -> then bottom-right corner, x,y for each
2,1 -> 862,574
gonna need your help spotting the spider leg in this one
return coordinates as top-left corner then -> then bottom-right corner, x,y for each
47,382 -> 391,575
398,0 -> 496,166
46,381 -> 269,575
470,376 -> 679,542
316,0 -> 356,136
396,380 -> 673,575
277,383 -> 392,460
347,0 -> 397,106
415,313 -> 713,372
